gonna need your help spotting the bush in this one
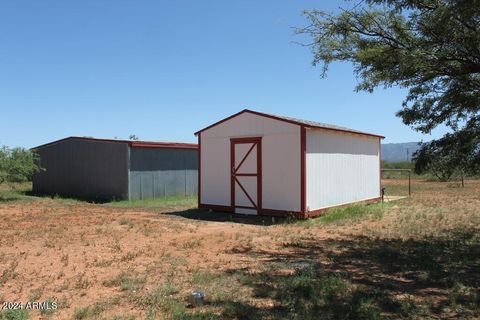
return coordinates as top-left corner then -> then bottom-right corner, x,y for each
0,146 -> 39,184
381,161 -> 414,170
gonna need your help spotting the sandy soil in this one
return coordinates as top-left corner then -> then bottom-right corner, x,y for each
0,179 -> 479,319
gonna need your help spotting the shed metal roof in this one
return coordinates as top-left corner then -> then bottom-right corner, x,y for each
32,136 -> 198,150
194,109 -> 385,138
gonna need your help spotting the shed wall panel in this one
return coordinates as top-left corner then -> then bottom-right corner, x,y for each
201,112 -> 301,211
306,129 -> 380,210
32,139 -> 129,200
129,148 -> 198,199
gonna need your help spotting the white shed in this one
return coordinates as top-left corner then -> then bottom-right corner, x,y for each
195,109 -> 384,218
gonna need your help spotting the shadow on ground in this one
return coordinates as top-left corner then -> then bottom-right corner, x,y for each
163,208 -> 290,226
187,229 -> 480,319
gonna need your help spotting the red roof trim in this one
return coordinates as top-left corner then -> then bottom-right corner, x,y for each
194,109 -> 248,136
194,109 -> 385,139
32,136 -> 197,150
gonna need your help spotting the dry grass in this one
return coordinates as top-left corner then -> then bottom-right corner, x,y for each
0,180 -> 479,319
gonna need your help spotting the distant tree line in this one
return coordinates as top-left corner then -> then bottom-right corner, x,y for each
382,159 -> 476,182
0,146 -> 39,184
381,161 -> 414,170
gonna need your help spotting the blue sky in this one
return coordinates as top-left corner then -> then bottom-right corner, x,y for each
0,0 -> 447,148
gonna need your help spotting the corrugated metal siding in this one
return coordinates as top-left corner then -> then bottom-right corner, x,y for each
129,148 -> 198,199
200,112 -> 301,211
32,139 -> 129,200
306,129 -> 380,210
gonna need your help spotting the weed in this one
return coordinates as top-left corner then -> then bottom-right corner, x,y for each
73,296 -> 120,320
60,253 -> 69,266
121,251 -> 139,262
118,217 -> 134,228
28,288 -> 43,301
73,304 -> 102,320
110,238 -> 122,252
93,258 -> 112,267
192,271 -> 215,286
103,272 -> 146,291
135,284 -> 178,309
39,298 -> 57,317
139,295 -> 186,320
182,239 -> 202,250
43,239 -> 55,248
0,261 -> 19,285
74,273 -> 90,290
0,309 -> 29,320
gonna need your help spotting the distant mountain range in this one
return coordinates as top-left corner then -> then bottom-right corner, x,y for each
381,142 -> 421,162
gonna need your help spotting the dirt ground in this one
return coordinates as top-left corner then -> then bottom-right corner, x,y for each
0,179 -> 479,319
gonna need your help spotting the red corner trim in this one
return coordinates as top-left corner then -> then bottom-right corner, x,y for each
198,133 -> 201,208
300,126 -> 306,213
379,138 -> 382,196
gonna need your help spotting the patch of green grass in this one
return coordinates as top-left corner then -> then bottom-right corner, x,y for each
173,311 -> 221,320
300,202 -> 386,225
286,279 -> 385,319
0,183 -> 35,202
382,181 -> 411,197
136,292 -> 185,319
0,309 -> 29,320
103,272 -> 146,291
229,265 -> 418,320
73,296 -> 121,320
272,229 -> 479,319
135,284 -> 178,308
134,282 -> 223,319
73,304 -> 104,320
192,271 -> 215,286
39,298 -> 57,317
106,196 -> 196,208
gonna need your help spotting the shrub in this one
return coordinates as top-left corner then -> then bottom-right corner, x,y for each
0,146 -> 39,184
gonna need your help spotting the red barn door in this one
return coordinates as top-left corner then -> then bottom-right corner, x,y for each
230,138 -> 262,215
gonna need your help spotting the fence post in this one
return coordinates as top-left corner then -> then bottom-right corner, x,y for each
380,168 -> 412,197
408,170 -> 411,196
